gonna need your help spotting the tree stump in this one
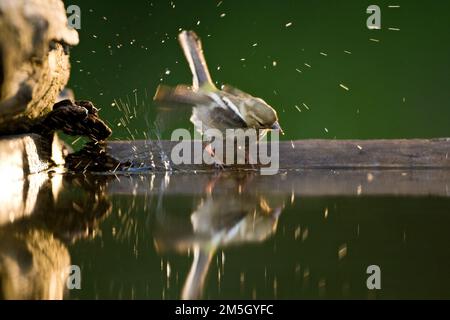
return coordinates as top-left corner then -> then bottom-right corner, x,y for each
0,0 -> 79,134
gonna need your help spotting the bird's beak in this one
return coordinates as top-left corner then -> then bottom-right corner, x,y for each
271,121 -> 284,135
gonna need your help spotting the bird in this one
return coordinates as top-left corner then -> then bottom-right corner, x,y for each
152,173 -> 285,299
153,30 -> 283,136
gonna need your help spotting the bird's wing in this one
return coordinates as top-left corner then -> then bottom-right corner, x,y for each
205,92 -> 248,128
193,104 -> 248,130
221,84 -> 254,98
152,85 -> 208,134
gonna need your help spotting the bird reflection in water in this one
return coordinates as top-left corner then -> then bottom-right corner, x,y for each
152,173 -> 286,300
0,173 -> 112,299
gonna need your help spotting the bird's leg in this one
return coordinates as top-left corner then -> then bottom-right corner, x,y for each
204,142 -> 225,170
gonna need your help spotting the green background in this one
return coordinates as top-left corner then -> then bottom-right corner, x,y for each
64,0 -> 450,141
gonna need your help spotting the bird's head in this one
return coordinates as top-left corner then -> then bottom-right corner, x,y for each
244,98 -> 283,134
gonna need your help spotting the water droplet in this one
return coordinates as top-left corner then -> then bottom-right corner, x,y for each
338,244 -> 347,259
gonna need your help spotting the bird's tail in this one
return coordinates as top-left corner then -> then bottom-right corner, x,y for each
178,31 -> 215,90
181,246 -> 214,300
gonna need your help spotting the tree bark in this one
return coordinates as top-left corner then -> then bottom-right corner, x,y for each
0,0 -> 79,133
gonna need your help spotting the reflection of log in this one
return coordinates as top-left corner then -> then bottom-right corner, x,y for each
0,0 -> 79,133
0,173 -> 112,299
107,169 -> 450,198
0,226 -> 70,300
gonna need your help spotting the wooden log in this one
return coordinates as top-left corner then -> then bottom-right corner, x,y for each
107,138 -> 450,170
0,133 -> 68,180
280,138 -> 450,169
0,0 -> 79,134
104,138 -> 450,197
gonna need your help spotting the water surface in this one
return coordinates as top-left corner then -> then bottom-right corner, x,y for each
1,171 -> 449,299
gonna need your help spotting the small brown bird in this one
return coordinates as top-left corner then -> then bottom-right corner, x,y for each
154,31 -> 283,135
